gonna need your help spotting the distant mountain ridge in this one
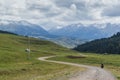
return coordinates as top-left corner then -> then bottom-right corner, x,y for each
0,30 -> 17,35
74,32 -> 120,54
0,20 -> 50,37
0,20 -> 60,40
1,20 -> 120,48
49,23 -> 120,40
0,20 -> 84,48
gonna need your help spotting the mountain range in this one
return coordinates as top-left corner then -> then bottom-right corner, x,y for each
0,20 -> 120,48
49,23 -> 120,40
0,20 -> 84,48
0,20 -> 53,38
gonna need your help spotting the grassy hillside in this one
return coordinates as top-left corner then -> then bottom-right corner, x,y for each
0,32 -> 119,80
0,33 -> 84,80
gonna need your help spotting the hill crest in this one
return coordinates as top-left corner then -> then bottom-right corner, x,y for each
74,32 -> 120,54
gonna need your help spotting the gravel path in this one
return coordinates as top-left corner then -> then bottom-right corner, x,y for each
38,56 -> 117,80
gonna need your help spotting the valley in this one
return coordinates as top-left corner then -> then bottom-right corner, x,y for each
0,0 -> 120,80
0,32 -> 119,80
0,20 -> 120,48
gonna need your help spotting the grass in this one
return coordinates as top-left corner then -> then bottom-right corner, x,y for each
0,34 -> 84,80
0,33 -> 119,80
50,53 -> 120,80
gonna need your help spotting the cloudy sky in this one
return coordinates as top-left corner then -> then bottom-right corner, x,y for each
0,0 -> 120,30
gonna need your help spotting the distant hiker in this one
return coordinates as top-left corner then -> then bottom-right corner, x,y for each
101,64 -> 104,68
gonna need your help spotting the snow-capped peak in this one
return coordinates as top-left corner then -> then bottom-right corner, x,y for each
0,20 -> 10,25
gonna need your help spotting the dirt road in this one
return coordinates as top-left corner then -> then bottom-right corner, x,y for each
38,56 -> 117,80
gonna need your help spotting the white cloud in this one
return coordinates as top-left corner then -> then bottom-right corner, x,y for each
102,4 -> 120,17
70,4 -> 77,11
0,0 -> 120,30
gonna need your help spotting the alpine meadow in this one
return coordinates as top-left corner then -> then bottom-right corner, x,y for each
0,0 -> 120,80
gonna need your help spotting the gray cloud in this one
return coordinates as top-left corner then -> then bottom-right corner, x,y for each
102,4 -> 120,17
0,0 -> 120,30
54,0 -> 74,8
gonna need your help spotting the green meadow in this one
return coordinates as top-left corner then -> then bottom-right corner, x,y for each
0,34 -> 84,80
0,33 -> 119,80
50,53 -> 120,80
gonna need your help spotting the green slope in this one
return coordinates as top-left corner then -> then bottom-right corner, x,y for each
74,32 -> 120,54
0,33 -> 83,80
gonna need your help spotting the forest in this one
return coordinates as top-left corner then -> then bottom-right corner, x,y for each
74,32 -> 120,54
